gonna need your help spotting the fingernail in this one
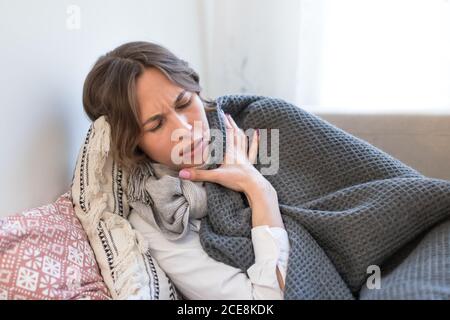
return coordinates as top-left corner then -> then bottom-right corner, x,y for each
179,169 -> 191,179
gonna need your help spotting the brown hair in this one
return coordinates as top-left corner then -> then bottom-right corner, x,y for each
82,41 -> 216,170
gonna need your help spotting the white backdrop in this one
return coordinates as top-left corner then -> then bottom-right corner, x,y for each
296,0 -> 450,113
200,0 -> 449,114
1,0 -> 449,216
0,0 -> 207,216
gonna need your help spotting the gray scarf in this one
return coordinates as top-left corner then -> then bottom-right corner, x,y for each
127,156 -> 212,241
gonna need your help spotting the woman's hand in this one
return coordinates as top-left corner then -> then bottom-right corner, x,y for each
179,111 -> 283,228
179,111 -> 266,194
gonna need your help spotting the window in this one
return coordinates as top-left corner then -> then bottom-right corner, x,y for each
297,0 -> 450,114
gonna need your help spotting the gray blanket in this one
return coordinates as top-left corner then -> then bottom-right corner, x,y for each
198,94 -> 450,300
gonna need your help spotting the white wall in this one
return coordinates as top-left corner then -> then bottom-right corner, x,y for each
2,0 -> 449,216
200,0 -> 302,103
200,0 -> 450,112
0,0 -> 206,216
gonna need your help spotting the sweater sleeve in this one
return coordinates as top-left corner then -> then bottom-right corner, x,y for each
128,210 -> 290,300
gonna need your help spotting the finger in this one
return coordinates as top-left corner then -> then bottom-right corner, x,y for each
225,125 -> 235,155
226,114 -> 238,142
231,120 -> 243,148
226,114 -> 240,131
223,112 -> 232,129
248,129 -> 259,164
236,130 -> 247,159
244,132 -> 249,155
239,129 -> 248,155
179,167 -> 220,182
226,114 -> 245,149
223,114 -> 236,156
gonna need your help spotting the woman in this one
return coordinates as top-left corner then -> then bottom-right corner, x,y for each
82,41 -> 289,299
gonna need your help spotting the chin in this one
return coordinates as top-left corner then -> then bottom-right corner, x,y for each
178,160 -> 206,169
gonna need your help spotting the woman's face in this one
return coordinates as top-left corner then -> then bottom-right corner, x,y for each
136,67 -> 210,170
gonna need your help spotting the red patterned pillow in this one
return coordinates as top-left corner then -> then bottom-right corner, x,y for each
0,192 -> 111,300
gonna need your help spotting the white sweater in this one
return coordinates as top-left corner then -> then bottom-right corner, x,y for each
129,211 -> 290,300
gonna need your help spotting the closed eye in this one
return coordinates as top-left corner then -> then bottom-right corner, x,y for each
145,95 -> 192,132
176,97 -> 192,110
146,118 -> 163,132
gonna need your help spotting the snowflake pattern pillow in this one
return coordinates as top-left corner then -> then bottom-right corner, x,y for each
0,192 -> 111,300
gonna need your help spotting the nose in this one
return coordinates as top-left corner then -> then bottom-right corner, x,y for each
173,112 -> 191,129
171,112 -> 193,138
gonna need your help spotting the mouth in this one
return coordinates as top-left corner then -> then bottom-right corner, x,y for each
180,137 -> 204,157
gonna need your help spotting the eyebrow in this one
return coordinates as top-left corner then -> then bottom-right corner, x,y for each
141,89 -> 188,126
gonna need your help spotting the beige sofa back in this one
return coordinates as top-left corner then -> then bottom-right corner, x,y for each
318,114 -> 450,181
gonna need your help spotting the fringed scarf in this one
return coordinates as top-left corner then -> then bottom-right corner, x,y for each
127,154 -> 213,241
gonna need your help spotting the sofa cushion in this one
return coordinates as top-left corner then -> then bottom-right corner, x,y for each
0,192 -> 111,300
